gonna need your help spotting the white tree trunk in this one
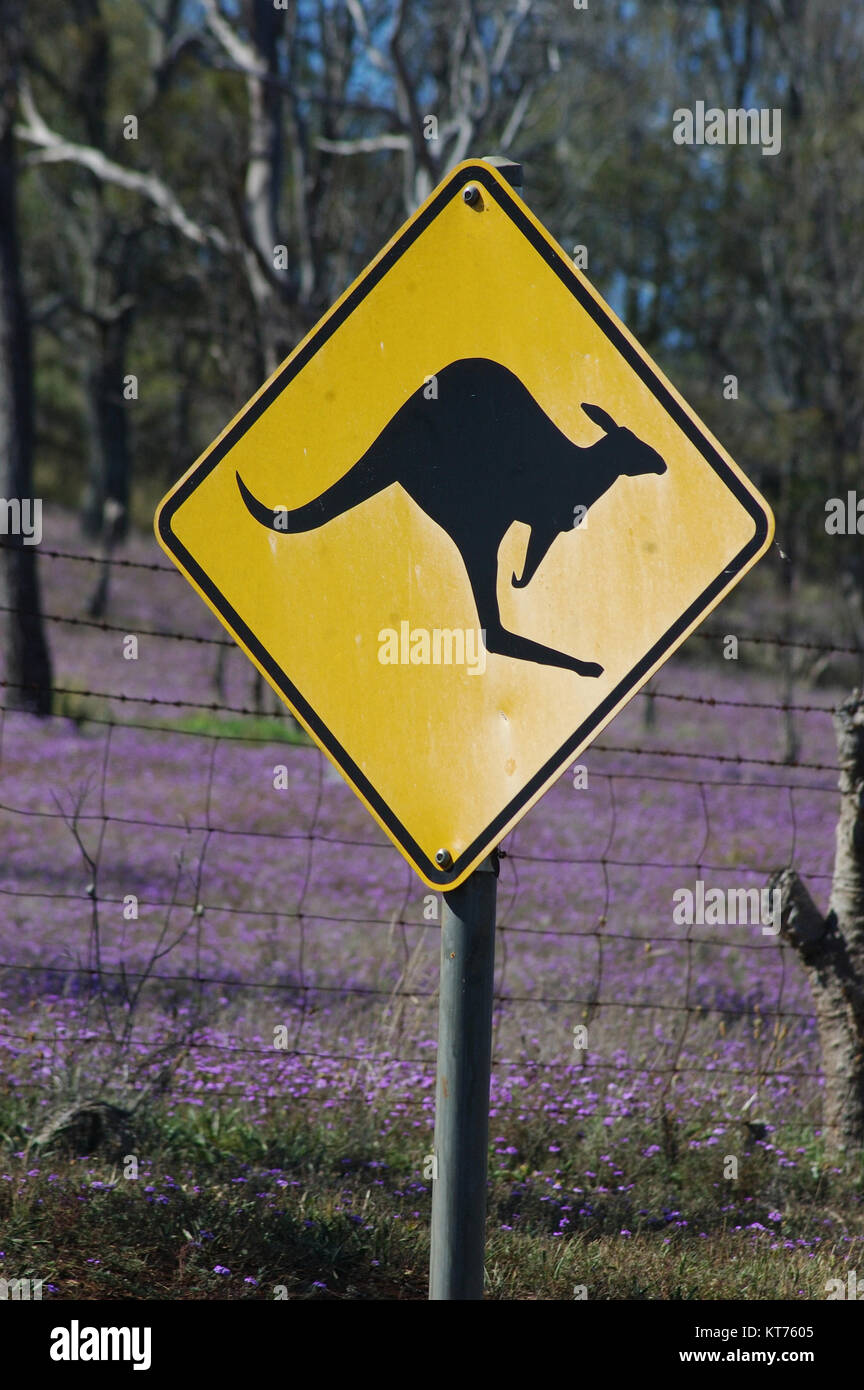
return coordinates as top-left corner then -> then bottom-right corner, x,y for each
772,691 -> 864,1153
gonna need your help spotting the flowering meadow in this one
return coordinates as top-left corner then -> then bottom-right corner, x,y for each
1,509 -> 862,1299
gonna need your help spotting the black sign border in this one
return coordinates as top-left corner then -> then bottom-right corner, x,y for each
157,163 -> 772,889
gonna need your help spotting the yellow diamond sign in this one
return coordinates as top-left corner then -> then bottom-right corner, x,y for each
155,159 -> 774,890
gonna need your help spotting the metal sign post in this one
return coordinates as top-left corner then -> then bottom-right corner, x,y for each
429,852 -> 498,1300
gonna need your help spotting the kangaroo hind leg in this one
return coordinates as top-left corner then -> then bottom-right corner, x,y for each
466,553 -> 604,677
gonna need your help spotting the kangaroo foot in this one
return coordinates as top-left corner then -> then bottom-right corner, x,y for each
482,623 -> 603,677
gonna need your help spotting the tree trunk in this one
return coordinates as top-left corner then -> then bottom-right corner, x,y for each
641,680 -> 656,732
771,691 -> 864,1153
81,310 -> 133,617
779,449 -> 799,764
81,311 -> 133,544
0,0 -> 53,715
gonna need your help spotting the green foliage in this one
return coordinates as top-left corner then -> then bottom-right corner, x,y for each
154,713 -> 312,745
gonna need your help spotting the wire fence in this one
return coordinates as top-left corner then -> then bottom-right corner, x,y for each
0,540 -> 856,1130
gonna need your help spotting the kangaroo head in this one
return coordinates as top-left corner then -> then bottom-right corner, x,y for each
581,402 -> 667,476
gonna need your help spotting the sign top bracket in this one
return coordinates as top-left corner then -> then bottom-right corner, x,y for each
478,153 -> 523,188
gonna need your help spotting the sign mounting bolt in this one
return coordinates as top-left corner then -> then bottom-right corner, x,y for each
435,848 -> 453,869
462,185 -> 480,206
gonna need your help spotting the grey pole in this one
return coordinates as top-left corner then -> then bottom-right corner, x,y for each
428,852 -> 498,1300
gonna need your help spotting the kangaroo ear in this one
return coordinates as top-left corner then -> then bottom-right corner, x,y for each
581,402 -> 618,433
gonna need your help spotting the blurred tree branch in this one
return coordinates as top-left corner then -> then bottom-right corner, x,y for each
17,80 -> 231,253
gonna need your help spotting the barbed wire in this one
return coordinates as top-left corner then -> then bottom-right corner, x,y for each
0,620 -> 846,714
0,771 -> 839,862
0,1027 -> 821,1076
0,603 -> 233,648
6,540 -> 864,657
18,544 -> 176,574
0,700 -> 840,801
5,579 -> 864,657
0,886 -> 829,948
0,681 -> 845,771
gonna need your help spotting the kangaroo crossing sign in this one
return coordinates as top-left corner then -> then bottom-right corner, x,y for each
155,159 -> 774,890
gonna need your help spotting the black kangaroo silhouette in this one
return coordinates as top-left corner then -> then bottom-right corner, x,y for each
237,357 -> 667,676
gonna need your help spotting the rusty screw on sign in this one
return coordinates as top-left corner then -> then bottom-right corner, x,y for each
462,157 -> 523,211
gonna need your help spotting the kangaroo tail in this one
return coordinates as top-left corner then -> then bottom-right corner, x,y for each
236,450 -> 390,534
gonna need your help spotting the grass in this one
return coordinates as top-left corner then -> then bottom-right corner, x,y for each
153,712 -> 313,744
1,1093 -> 861,1301
48,686 -> 314,746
